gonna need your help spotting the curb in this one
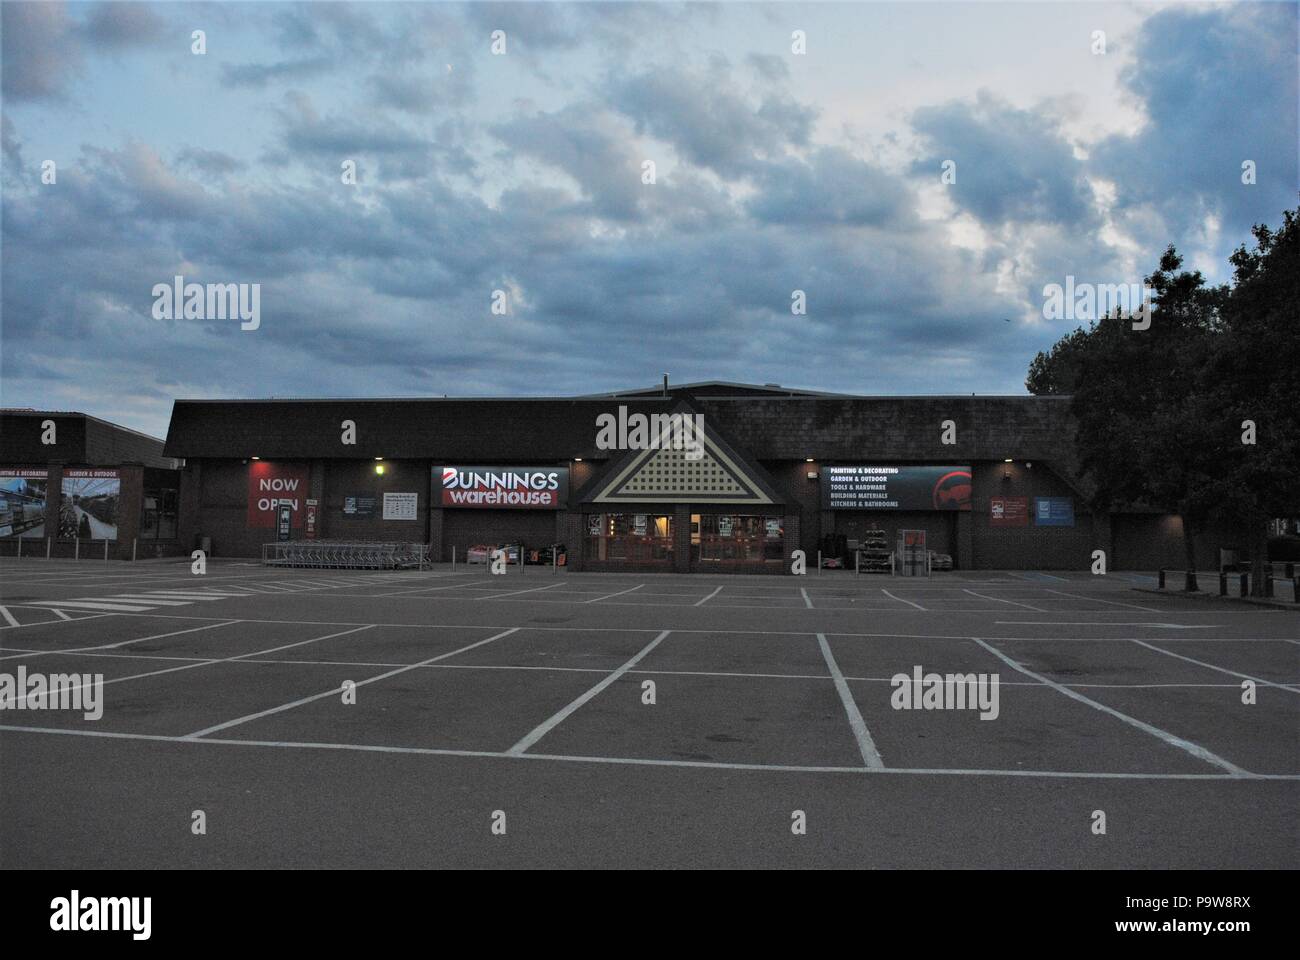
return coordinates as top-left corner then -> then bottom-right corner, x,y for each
1133,587 -> 1299,611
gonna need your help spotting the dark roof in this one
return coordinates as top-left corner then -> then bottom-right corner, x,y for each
1,410 -> 177,469
163,391 -> 1079,470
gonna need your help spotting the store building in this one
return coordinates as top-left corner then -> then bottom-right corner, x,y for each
157,382 -> 1238,572
0,409 -> 182,559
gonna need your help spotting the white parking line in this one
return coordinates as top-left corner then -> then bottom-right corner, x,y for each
182,627 -> 521,739
27,599 -> 155,612
963,589 -> 1046,612
1129,639 -> 1300,694
882,589 -> 926,611
477,582 -> 567,601
801,587 -> 813,609
0,620 -> 240,663
973,638 -> 1250,775
507,629 -> 672,756
816,633 -> 884,769
587,583 -> 646,604
1045,589 -> 1158,612
11,625 -> 379,707
694,586 -> 723,607
0,606 -> 18,628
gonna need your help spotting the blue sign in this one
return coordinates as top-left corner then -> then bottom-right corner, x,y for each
1034,497 -> 1074,526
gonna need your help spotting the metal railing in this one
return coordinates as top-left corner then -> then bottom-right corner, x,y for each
262,540 -> 429,569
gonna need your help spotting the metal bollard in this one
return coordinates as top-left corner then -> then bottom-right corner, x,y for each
817,550 -> 821,574
16,537 -> 20,559
1157,569 -> 1165,589
104,538 -> 109,562
47,537 -> 52,559
132,538 -> 138,562
75,538 -> 80,561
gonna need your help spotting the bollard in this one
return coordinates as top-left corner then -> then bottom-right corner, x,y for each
132,538 -> 137,562
104,538 -> 109,562
16,537 -> 20,559
553,546 -> 557,574
1219,572 -> 1227,596
1157,569 -> 1165,589
451,546 -> 456,571
817,550 -> 822,574
1239,572 -> 1248,597
75,538 -> 80,561
46,537 -> 52,559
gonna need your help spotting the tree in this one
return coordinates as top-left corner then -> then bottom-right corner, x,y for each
1205,206 -> 1300,595
1034,247 -> 1227,587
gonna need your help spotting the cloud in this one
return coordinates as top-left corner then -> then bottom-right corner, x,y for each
1,1 -> 81,101
608,61 -> 818,177
910,90 -> 1095,228
1091,3 -> 1298,241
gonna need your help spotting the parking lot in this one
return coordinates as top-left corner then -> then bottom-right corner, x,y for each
1,558 -> 1296,869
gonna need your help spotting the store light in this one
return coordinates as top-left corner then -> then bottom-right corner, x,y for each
805,458 -> 814,462
375,463 -> 386,475
374,457 -> 384,461
251,456 -> 260,461
574,457 -> 583,462
1004,458 -> 1013,463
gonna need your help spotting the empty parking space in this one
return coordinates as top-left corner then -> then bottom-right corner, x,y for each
2,560 -> 1296,868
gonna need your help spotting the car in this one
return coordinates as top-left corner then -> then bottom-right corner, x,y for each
465,543 -> 492,564
928,551 -> 953,571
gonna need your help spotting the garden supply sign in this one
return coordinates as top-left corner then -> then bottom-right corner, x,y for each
248,462 -> 309,528
822,466 -> 972,511
437,467 -> 569,509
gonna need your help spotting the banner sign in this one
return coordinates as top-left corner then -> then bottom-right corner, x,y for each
383,492 -> 418,521
248,462 -> 309,529
1034,497 -> 1075,526
990,496 -> 1028,527
822,466 -> 972,511
61,468 -> 121,540
587,515 -> 601,536
0,468 -> 49,538
305,499 -> 319,539
342,495 -> 377,518
437,467 -> 569,509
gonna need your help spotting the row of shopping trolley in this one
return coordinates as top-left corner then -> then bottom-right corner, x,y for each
262,540 -> 430,569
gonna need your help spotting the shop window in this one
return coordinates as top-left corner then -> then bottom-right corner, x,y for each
140,487 -> 179,541
585,513 -> 674,563
691,514 -> 783,563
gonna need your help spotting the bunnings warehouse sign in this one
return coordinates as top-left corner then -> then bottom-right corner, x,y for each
436,467 -> 569,509
822,465 -> 972,511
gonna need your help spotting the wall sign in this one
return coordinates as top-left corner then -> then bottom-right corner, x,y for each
0,468 -> 49,538
436,466 -> 569,509
342,495 -> 377,518
1034,497 -> 1075,526
383,492 -> 418,520
587,515 -> 602,536
305,499 -> 319,539
633,514 -> 647,536
822,466 -> 972,511
248,462 -> 309,529
62,468 -> 121,540
765,518 -> 781,539
990,496 -> 1028,527
277,504 -> 293,541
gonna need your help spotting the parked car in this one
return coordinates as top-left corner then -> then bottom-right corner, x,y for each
466,543 -> 492,564
929,551 -> 953,571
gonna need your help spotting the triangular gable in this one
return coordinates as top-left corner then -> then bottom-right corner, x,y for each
581,402 -> 782,505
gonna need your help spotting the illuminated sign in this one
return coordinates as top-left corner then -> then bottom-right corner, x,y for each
822,466 -> 972,511
436,467 -> 569,509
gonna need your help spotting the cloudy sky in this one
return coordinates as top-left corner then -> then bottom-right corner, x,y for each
2,1 -> 1295,439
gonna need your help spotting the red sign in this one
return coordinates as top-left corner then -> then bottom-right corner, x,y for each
247,462 -> 309,528
990,496 -> 1028,527
305,499 -> 319,539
